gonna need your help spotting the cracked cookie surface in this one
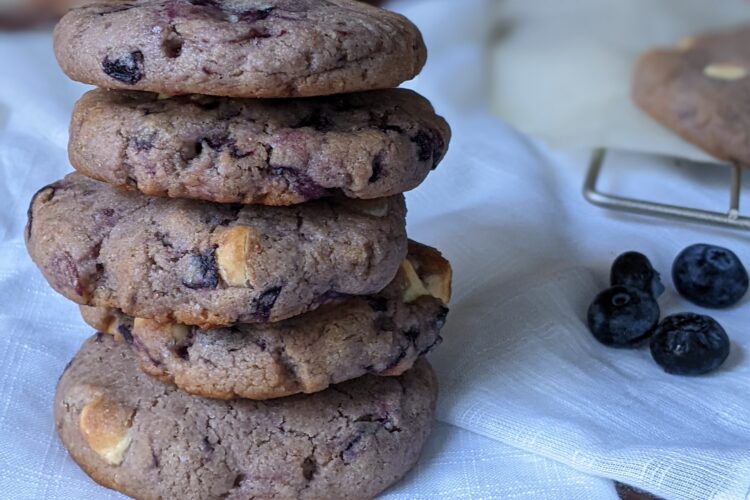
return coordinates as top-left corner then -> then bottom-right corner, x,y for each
80,241 -> 452,400
54,0 -> 427,97
70,88 -> 450,205
633,26 -> 750,165
56,334 -> 437,500
26,173 -> 407,327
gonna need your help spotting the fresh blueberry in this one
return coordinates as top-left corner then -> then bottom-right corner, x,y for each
587,285 -> 660,347
610,251 -> 665,298
650,313 -> 730,375
672,244 -> 748,308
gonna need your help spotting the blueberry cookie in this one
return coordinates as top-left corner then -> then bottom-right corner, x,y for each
26,173 -> 407,328
633,26 -> 750,165
80,241 -> 451,400
69,88 -> 450,205
55,334 -> 437,499
53,0 -> 427,98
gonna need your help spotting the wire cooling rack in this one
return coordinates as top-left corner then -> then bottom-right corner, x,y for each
583,148 -> 750,230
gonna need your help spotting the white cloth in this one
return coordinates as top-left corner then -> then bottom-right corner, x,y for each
0,1 -> 748,498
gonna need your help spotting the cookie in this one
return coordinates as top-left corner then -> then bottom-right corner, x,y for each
53,0 -> 427,98
56,334 -> 437,500
26,173 -> 407,328
69,88 -> 450,205
633,26 -> 750,165
80,241 -> 452,400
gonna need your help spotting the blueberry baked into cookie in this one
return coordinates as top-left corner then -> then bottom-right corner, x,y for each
29,0 -> 454,497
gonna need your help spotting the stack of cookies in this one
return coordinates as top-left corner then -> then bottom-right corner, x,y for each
25,0 -> 452,498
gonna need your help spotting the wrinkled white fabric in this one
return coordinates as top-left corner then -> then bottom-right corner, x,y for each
0,1 -> 747,499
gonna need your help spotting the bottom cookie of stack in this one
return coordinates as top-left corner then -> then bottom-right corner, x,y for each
56,334 -> 438,500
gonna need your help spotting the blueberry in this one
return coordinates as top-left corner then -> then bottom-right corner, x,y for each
253,286 -> 282,321
366,296 -> 388,312
238,7 -> 275,22
404,327 -> 420,342
610,251 -> 665,298
117,323 -> 133,344
435,306 -> 449,330
102,51 -> 144,85
182,250 -> 219,290
302,456 -> 318,481
341,433 -> 364,464
411,128 -> 446,169
132,131 -> 156,152
587,285 -> 660,347
292,110 -> 333,131
672,244 -> 748,308
369,153 -> 383,183
412,130 -> 434,162
270,166 -> 330,200
650,313 -> 730,375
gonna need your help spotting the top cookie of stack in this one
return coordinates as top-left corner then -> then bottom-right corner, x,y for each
55,0 -> 426,98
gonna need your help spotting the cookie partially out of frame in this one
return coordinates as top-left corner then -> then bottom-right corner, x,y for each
633,25 -> 750,165
69,88 -> 450,205
56,334 -> 437,500
80,241 -> 452,400
26,173 -> 406,328
53,0 -> 427,98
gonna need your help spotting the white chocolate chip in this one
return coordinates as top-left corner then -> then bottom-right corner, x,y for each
423,272 -> 452,304
676,37 -> 695,51
401,244 -> 453,304
703,63 -> 748,81
170,323 -> 190,343
214,226 -> 258,287
134,317 -> 188,343
101,318 -> 119,337
352,199 -> 390,217
133,317 -> 148,331
401,260 -> 432,303
79,397 -> 133,466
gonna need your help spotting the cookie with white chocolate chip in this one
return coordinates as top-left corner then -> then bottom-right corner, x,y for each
55,334 -> 437,499
26,173 -> 407,328
633,25 -> 750,165
80,241 -> 451,400
69,88 -> 450,205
